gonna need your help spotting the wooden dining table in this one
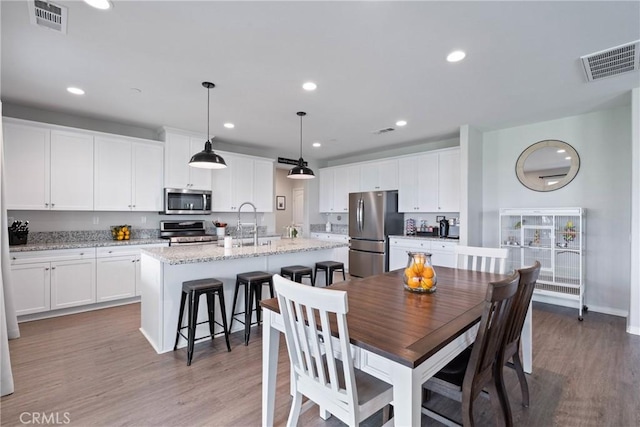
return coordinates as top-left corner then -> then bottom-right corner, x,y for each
261,267 -> 533,426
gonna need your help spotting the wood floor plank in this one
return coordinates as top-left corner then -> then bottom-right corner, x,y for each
2,302 -> 639,426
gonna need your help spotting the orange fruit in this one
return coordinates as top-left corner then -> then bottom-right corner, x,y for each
422,266 -> 434,279
404,267 -> 416,279
420,278 -> 434,289
408,277 -> 420,289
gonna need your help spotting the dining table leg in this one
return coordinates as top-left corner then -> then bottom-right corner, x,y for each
522,301 -> 533,373
388,363 -> 423,427
262,311 -> 280,427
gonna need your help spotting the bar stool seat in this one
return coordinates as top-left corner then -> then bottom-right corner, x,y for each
314,261 -> 346,287
229,271 -> 274,345
280,265 -> 315,286
174,278 -> 231,366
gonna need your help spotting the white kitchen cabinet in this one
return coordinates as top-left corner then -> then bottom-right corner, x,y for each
318,165 -> 360,213
398,152 -> 438,212
10,262 -> 51,315
96,244 -> 168,300
3,121 -> 94,210
51,258 -> 96,309
94,136 -> 164,211
10,249 -> 96,315
96,248 -> 137,302
360,159 -> 398,192
388,237 -> 457,271
398,148 -> 460,213
211,151 -> 274,212
161,128 -> 212,190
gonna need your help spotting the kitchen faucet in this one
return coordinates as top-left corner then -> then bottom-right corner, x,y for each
237,202 -> 258,247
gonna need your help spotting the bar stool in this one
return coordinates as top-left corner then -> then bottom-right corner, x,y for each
314,261 -> 346,287
280,265 -> 315,286
229,271 -> 274,345
174,278 -> 231,366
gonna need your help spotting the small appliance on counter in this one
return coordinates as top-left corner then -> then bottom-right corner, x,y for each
438,216 -> 450,238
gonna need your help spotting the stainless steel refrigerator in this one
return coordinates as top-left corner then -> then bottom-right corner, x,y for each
349,190 -> 404,278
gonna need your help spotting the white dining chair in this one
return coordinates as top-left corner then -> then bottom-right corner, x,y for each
273,274 -> 394,427
455,245 -> 509,274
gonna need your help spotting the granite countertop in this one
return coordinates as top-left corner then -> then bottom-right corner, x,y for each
142,238 -> 348,265
9,238 -> 168,253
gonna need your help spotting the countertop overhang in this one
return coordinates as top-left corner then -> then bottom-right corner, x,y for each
141,238 -> 348,265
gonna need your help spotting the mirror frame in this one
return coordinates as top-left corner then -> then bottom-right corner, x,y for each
515,139 -> 580,192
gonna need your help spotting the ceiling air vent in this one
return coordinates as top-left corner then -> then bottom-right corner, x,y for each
28,0 -> 68,34
372,127 -> 395,135
581,40 -> 639,82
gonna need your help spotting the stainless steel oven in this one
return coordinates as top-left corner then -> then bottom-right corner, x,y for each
164,188 -> 212,215
160,220 -> 218,246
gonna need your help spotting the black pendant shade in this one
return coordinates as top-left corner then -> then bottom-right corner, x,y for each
287,111 -> 315,179
189,82 -> 227,169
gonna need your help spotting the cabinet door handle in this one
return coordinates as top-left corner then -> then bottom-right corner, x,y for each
51,203 -> 55,207
132,205 -> 136,208
108,250 -> 113,254
12,256 -> 16,260
51,267 -> 56,270
45,267 -> 50,271
45,202 -> 49,207
131,260 -> 136,263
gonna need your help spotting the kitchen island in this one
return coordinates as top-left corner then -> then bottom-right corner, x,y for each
139,238 -> 349,353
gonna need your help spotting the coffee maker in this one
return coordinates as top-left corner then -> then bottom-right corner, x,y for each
438,217 -> 450,238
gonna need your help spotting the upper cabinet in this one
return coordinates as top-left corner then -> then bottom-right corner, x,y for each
398,148 -> 460,213
211,152 -> 274,212
94,136 -> 163,211
4,122 -> 93,210
319,165 -> 360,213
359,159 -> 398,192
161,128 -> 212,190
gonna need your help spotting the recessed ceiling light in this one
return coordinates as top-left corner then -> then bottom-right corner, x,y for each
446,50 -> 466,62
302,82 -> 317,91
84,0 -> 111,10
223,123 -> 235,129
67,87 -> 85,95
312,142 -> 321,148
395,120 -> 407,127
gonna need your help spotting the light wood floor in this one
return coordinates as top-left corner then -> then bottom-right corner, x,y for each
2,302 -> 639,427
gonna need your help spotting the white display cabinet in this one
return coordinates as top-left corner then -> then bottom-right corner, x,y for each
499,208 -> 586,320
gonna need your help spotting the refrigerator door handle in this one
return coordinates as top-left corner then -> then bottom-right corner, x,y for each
358,198 -> 364,232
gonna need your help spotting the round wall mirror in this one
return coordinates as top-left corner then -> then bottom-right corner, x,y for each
515,140 -> 580,192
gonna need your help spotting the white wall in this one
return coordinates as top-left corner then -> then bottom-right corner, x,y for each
274,168 -> 294,233
629,87 -> 639,334
482,105 -> 632,316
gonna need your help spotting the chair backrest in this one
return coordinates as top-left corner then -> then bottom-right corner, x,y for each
463,271 -> 520,401
455,245 -> 509,274
501,261 -> 541,360
273,274 -> 358,424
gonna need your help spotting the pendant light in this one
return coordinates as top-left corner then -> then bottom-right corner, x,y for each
189,82 -> 227,169
287,111 -> 315,179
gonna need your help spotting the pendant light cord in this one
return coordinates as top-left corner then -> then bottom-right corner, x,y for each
207,86 -> 210,141
299,114 -> 303,158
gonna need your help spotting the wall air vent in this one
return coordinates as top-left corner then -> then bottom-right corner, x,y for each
28,0 -> 68,34
372,127 -> 395,135
581,40 -> 639,82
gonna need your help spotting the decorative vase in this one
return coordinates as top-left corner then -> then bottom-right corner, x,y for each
403,252 -> 437,293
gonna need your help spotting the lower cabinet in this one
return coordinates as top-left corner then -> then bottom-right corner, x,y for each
388,237 -> 457,271
10,243 -> 167,318
11,249 -> 96,316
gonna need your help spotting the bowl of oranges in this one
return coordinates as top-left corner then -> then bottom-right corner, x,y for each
111,225 -> 132,241
403,252 -> 437,293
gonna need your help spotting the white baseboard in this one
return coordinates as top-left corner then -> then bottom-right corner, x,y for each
627,325 -> 640,335
532,294 -> 628,318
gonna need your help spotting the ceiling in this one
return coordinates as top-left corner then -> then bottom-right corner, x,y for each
1,1 -> 639,162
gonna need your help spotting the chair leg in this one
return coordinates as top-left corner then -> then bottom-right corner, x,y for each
206,291 -> 216,340
255,284 -> 263,326
462,391 -> 476,427
187,291 -> 199,366
327,267 -> 334,286
216,289 -> 231,352
244,282 -> 253,346
340,267 -> 346,281
488,376 -> 511,427
286,390 -> 304,427
229,280 -> 241,333
512,351 -> 530,407
268,278 -> 274,298
174,291 -> 187,351
311,270 -> 316,286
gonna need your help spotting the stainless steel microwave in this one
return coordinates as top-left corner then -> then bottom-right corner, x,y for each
164,188 -> 212,215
